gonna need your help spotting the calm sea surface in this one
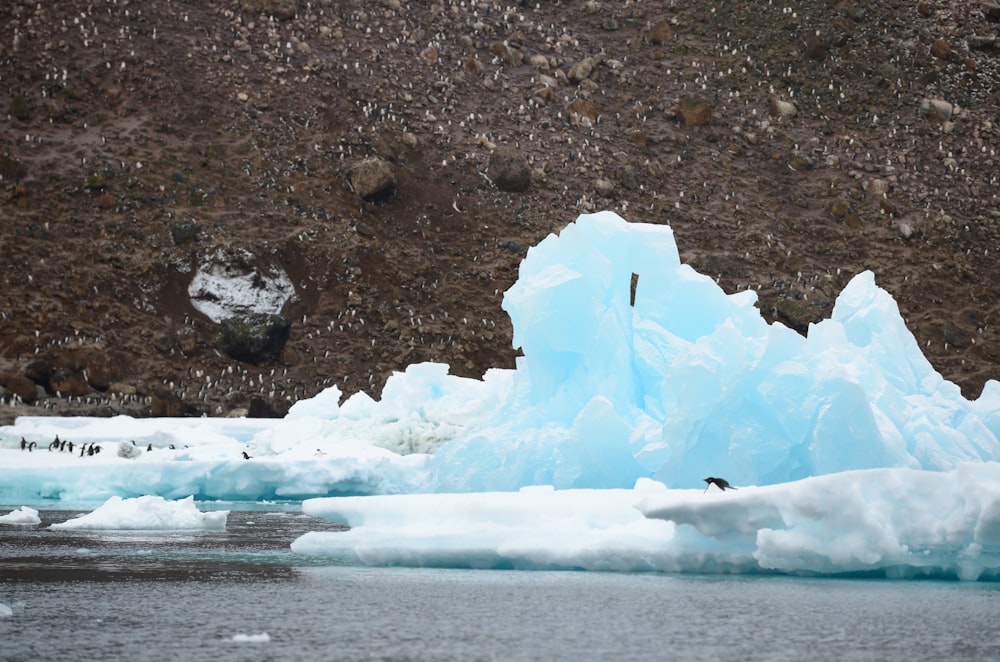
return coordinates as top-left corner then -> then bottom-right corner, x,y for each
3,506 -> 1000,662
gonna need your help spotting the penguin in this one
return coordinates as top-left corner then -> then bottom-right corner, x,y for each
703,477 -> 736,492
241,451 -> 252,460
28,441 -> 36,452
20,437 -> 27,451
79,444 -> 86,457
93,445 -> 102,454
147,443 -> 153,452
168,444 -> 176,450
67,441 -> 74,453
87,444 -> 94,456
48,440 -> 59,452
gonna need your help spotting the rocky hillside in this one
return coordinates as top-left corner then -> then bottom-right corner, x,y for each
2,0 -> 1000,424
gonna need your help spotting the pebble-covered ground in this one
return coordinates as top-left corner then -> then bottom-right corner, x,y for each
2,0 -> 1000,423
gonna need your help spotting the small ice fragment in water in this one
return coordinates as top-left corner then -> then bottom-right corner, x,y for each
232,632 -> 270,643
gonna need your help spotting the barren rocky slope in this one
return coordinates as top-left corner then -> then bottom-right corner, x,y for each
2,0 -> 1000,424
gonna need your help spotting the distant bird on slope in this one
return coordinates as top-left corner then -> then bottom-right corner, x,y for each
241,451 -> 252,460
703,477 -> 736,492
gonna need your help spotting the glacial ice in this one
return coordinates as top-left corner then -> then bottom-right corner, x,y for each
4,211 -> 1000,579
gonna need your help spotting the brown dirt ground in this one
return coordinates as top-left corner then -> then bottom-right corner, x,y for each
2,0 -> 1000,424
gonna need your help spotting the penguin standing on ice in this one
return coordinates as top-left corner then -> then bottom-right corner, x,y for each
703,477 -> 736,492
20,437 -> 27,451
241,451 -> 252,460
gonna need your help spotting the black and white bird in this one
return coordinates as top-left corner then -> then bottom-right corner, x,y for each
703,477 -> 736,492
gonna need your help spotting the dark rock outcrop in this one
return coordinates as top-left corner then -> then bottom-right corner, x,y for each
247,396 -> 288,418
214,313 -> 292,364
0,373 -> 38,403
151,386 -> 190,417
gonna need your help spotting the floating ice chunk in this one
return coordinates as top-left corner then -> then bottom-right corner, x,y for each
50,495 -> 228,531
294,464 -> 1000,580
0,506 -> 40,525
231,633 -> 270,643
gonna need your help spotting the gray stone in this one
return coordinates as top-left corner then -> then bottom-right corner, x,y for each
920,98 -> 953,121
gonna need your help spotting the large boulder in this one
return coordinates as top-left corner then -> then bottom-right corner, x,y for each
488,147 -> 531,192
347,158 -> 396,202
0,373 -> 38,403
214,313 -> 292,364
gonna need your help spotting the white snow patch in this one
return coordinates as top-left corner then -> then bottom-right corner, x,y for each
188,248 -> 295,322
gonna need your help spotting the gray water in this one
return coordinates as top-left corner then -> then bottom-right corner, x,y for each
3,507 -> 1000,662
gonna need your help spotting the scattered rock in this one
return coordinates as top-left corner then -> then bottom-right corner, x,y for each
214,313 -> 292,364
347,158 -> 396,202
676,98 -> 711,127
10,95 -> 29,121
805,34 -> 830,60
567,56 -> 600,84
647,18 -> 673,45
968,35 -> 998,50
170,221 -> 202,246
942,322 -> 970,348
931,39 -> 952,60
488,41 -> 522,66
920,98 -> 953,121
565,98 -> 598,125
865,178 -> 890,196
594,178 -> 615,198
487,147 -> 531,192
897,220 -> 915,240
769,96 -> 797,118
